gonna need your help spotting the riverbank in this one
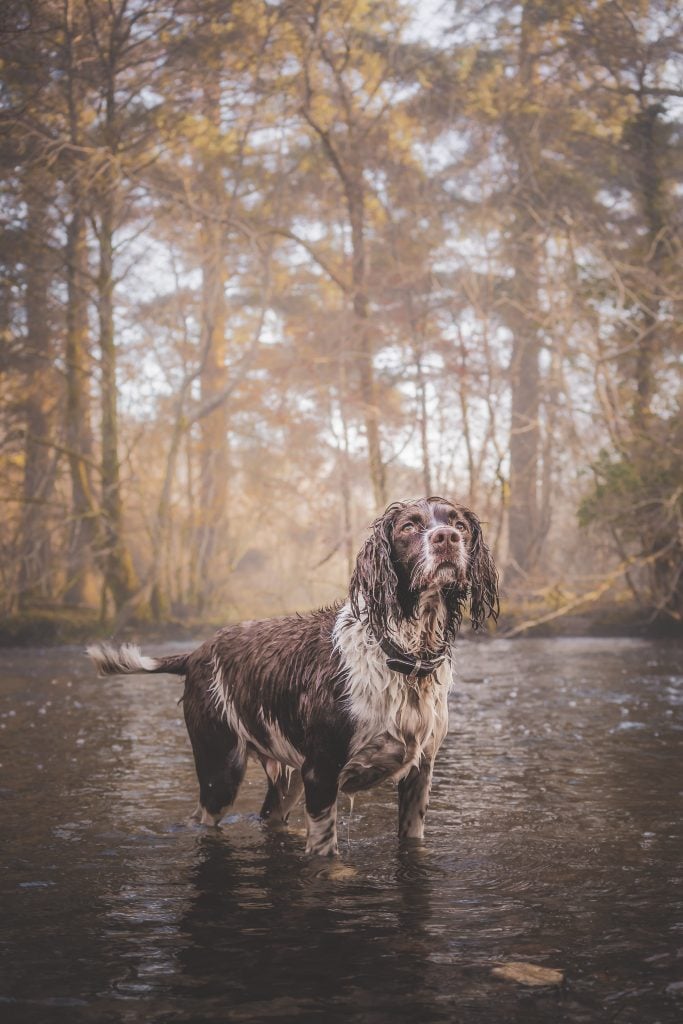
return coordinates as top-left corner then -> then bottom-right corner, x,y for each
0,609 -> 201,647
1,598 -> 680,647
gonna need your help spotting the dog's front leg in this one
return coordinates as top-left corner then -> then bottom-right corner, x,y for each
398,756 -> 432,840
302,760 -> 340,857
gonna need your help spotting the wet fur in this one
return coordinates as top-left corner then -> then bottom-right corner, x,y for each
88,497 -> 498,856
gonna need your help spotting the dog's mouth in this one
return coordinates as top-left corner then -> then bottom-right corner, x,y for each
409,554 -> 469,593
425,559 -> 467,587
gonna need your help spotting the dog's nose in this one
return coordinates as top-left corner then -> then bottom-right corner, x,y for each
430,527 -> 460,554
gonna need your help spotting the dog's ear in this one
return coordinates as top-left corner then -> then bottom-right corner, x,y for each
463,508 -> 499,630
349,504 -> 403,638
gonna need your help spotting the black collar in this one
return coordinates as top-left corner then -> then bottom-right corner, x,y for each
379,635 -> 448,680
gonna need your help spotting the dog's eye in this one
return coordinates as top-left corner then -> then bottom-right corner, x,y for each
401,522 -> 417,534
455,521 -> 467,531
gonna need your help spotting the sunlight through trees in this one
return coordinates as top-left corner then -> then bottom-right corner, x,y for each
1,0 -> 681,631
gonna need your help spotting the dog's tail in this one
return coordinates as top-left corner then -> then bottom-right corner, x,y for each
87,642 -> 190,678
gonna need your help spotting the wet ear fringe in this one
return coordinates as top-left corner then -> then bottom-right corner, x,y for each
465,511 -> 500,630
349,504 -> 404,638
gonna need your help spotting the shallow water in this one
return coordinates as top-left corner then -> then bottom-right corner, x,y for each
1,636 -> 682,1023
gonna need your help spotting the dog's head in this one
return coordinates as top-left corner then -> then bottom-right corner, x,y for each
349,496 -> 499,641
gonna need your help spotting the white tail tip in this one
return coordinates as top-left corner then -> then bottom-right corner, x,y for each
86,642 -> 159,676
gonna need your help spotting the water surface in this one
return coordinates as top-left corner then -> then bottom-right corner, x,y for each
1,637 -> 682,1023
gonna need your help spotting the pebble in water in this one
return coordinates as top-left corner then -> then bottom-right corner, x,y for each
492,962 -> 565,987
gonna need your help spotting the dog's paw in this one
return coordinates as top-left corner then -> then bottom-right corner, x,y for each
188,805 -> 224,827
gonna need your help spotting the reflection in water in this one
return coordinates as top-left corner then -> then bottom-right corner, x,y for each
1,638 -> 682,1022
167,832 -> 445,1022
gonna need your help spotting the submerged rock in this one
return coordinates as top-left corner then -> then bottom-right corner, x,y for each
492,962 -> 564,987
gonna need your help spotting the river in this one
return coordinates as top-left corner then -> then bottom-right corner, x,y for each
1,636 -> 682,1023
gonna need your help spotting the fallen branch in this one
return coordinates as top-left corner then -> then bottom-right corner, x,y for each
500,549 -> 669,638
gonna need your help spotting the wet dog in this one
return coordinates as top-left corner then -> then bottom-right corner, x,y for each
88,496 -> 498,856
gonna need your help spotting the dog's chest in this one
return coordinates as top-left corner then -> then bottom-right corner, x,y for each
345,672 -> 448,779
334,607 -> 451,791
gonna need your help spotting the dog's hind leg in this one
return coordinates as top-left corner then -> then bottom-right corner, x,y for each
185,710 -> 246,826
259,761 -> 304,823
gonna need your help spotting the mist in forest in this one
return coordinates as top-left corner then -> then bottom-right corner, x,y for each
1,0 -> 681,637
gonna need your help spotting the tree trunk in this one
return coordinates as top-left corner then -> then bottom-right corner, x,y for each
337,352 -> 354,579
185,431 -> 199,609
196,81 -> 230,610
504,1 -> 543,582
196,241 -> 229,607
407,304 -> 432,496
18,180 -> 54,609
455,331 -> 476,503
63,0 -> 98,606
64,204 -> 98,605
630,103 -> 667,430
628,104 -> 681,620
506,271 -> 541,578
97,188 -> 139,611
150,400 -> 187,621
348,181 -> 386,510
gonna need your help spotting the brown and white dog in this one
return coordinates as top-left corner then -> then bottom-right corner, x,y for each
88,497 -> 498,856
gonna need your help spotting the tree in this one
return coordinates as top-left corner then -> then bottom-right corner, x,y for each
61,0 -> 99,606
17,172 -> 57,607
0,0 -> 679,631
282,0 -> 424,509
574,1 -> 683,623
1,2 -> 61,609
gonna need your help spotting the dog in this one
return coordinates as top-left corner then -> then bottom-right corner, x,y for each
88,496 -> 498,856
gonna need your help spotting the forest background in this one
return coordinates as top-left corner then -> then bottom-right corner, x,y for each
1,0 -> 681,643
